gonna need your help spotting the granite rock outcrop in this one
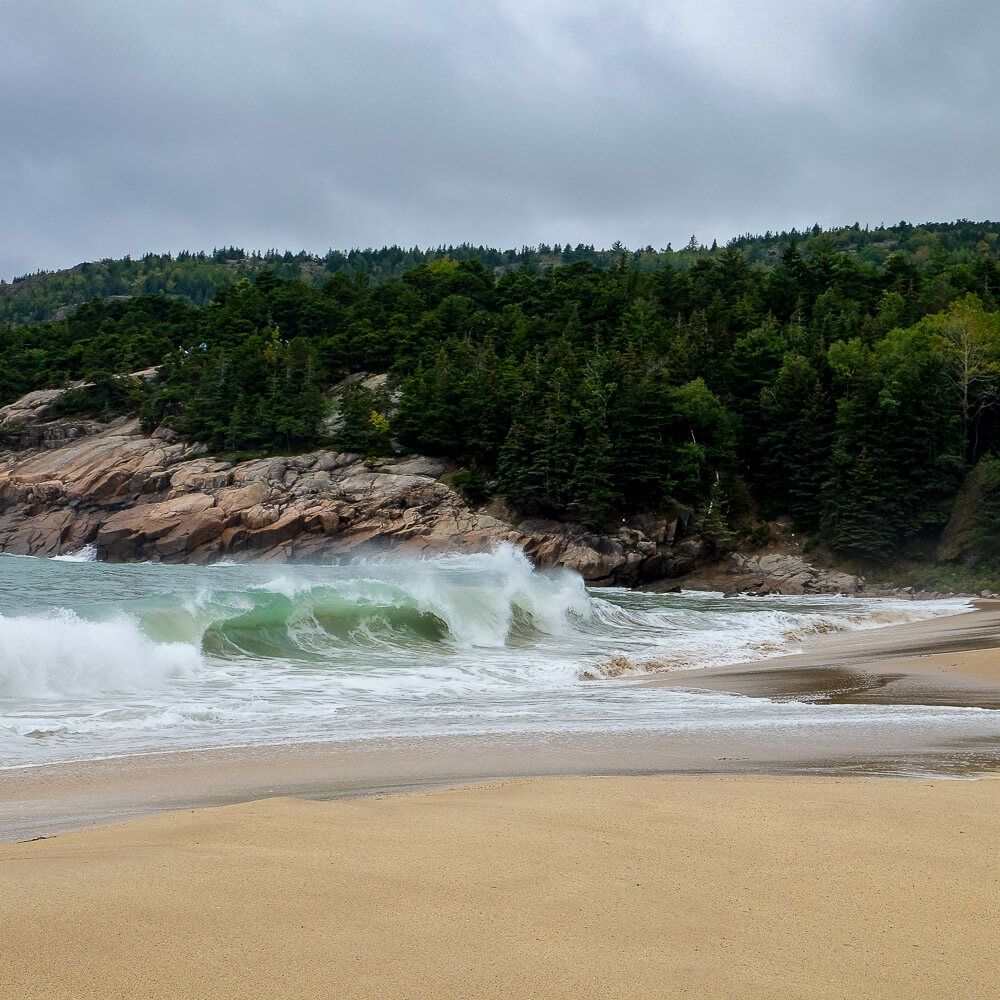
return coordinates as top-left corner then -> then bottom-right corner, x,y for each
0,406 -> 703,584
646,549 -> 863,596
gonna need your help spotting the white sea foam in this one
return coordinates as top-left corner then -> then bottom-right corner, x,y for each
0,611 -> 201,698
52,545 -> 97,562
580,590 -> 963,676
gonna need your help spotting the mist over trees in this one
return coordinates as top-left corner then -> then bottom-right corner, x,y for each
3,220 -> 1000,570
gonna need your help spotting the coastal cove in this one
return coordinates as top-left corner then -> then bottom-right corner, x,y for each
2,578 -> 998,843
4,507 -> 997,1000
8,4 -> 1000,995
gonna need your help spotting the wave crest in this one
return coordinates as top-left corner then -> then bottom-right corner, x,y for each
139,544 -> 595,658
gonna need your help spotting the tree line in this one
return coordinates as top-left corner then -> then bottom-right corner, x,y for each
3,228 -> 1000,571
4,219 -> 998,325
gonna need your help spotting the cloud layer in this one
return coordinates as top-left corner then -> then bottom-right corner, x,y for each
3,1 -> 998,277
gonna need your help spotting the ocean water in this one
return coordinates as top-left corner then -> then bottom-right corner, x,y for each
0,545 -> 995,769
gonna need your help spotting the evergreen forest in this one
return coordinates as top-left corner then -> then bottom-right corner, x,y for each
4,220 -> 1000,578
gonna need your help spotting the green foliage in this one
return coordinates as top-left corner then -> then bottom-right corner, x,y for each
916,294 -> 1000,463
334,383 -> 394,456
498,358 -> 579,519
758,353 -> 831,525
143,324 -> 328,454
699,476 -> 735,550
51,374 -> 146,420
444,468 -> 491,506
0,295 -> 198,403
669,378 -> 736,501
6,219 -> 1000,328
819,323 -> 963,558
0,419 -> 27,451
5,220 -> 1000,561
938,455 -> 1000,573
393,339 -> 515,465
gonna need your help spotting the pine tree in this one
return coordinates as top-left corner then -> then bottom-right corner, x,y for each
568,374 -> 617,525
758,353 -> 832,525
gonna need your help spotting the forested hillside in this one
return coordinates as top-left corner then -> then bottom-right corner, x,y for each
3,220 -> 1000,578
3,219 -> 997,325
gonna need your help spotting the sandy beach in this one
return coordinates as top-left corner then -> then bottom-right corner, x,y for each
3,774 -> 998,999
2,602 -> 999,998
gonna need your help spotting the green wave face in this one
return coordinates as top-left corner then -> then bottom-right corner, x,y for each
123,551 -> 595,661
199,590 -> 452,659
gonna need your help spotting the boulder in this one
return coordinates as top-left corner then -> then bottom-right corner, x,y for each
0,388 -> 68,426
94,493 -> 217,560
245,511 -> 306,550
217,481 -> 271,516
720,552 -> 860,595
677,538 -> 708,560
385,456 -> 449,478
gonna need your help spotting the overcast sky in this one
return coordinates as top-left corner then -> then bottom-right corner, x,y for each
2,0 -> 997,279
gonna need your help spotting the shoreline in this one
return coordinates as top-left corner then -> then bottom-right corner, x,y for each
646,599 -> 1000,708
2,601 -> 999,843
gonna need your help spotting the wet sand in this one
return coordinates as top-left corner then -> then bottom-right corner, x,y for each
648,600 -> 1000,709
6,723 -> 999,845
3,775 -> 998,1000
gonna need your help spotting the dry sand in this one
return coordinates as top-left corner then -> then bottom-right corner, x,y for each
2,774 -> 998,1000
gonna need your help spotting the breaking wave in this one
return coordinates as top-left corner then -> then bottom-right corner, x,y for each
0,611 -> 200,698
133,545 -> 594,658
52,545 -> 97,563
0,545 -> 968,697
0,546 -> 593,699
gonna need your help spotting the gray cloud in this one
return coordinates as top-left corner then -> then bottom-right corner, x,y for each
2,0 -> 998,278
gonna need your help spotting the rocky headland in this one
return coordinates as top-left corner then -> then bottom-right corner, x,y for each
0,386 -> 864,592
